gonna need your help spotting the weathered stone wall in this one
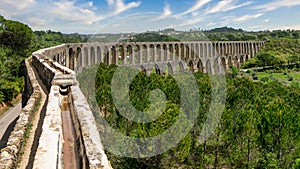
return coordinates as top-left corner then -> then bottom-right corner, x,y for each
31,45 -> 112,169
31,53 -> 56,90
71,86 -> 111,169
0,57 -> 41,169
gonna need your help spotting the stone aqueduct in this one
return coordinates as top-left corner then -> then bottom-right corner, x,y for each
51,41 -> 265,74
0,41 -> 265,169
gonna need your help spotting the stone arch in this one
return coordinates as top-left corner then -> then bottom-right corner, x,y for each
180,44 -> 185,60
223,43 -> 227,56
167,62 -> 173,75
163,44 -> 168,61
156,44 -> 162,62
78,48 -> 83,67
83,47 -> 88,67
154,64 -> 161,75
213,58 -> 219,74
111,46 -> 117,65
104,46 -> 109,65
126,45 -> 133,64
206,59 -> 212,74
191,43 -> 195,59
134,45 -> 141,64
221,57 -> 226,72
240,55 -> 244,65
188,60 -> 194,72
75,47 -> 81,68
149,44 -> 155,62
91,47 -> 96,65
60,51 -> 63,60
178,61 -> 184,72
207,43 -> 211,57
245,55 -> 249,62
68,48 -> 73,68
185,44 -> 190,60
228,56 -> 233,68
169,44 -> 174,61
203,43 -> 208,58
97,46 -> 102,63
197,59 -> 204,73
195,43 -> 199,58
117,45 -> 125,65
57,53 -> 60,63
174,43 -> 179,60
142,44 -> 148,63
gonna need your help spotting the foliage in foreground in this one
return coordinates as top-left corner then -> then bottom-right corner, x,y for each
0,16 -> 32,103
78,63 -> 300,169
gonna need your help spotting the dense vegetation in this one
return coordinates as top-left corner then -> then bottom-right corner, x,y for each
32,30 -> 87,51
243,39 -> 300,68
0,16 -> 33,103
128,26 -> 300,42
78,63 -> 300,169
0,15 -> 86,104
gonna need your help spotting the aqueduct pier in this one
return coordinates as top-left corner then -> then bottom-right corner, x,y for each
0,41 -> 265,169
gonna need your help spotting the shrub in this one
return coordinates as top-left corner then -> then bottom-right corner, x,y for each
260,77 -> 270,83
288,76 -> 293,81
231,66 -> 239,77
252,75 -> 258,80
294,158 -> 300,169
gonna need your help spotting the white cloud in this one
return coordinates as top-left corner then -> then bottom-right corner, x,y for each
106,0 -> 114,5
178,0 -> 213,16
205,0 -> 253,14
108,0 -> 141,15
50,0 -> 103,24
152,3 -> 172,21
233,13 -> 263,22
0,0 -> 36,17
26,17 -> 47,27
0,0 -> 35,10
253,0 -> 300,12
263,19 -> 270,23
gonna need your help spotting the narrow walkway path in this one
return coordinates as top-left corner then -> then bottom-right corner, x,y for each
17,62 -> 48,169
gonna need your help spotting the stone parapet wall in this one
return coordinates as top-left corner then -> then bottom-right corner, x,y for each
71,86 -> 112,169
0,57 -> 41,169
32,54 -> 57,90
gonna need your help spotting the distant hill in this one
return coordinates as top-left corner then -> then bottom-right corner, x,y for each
205,26 -> 245,33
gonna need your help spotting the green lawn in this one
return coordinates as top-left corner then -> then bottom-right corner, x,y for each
242,69 -> 300,85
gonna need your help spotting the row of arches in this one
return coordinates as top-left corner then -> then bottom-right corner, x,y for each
76,41 -> 262,68
135,54 -> 246,76
41,41 -> 263,72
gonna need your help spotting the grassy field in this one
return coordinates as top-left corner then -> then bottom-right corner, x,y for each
242,69 -> 300,86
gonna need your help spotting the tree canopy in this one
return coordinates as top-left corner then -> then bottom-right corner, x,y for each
78,64 -> 300,169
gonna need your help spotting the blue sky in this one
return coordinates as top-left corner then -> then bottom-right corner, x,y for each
1,0 -> 300,34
